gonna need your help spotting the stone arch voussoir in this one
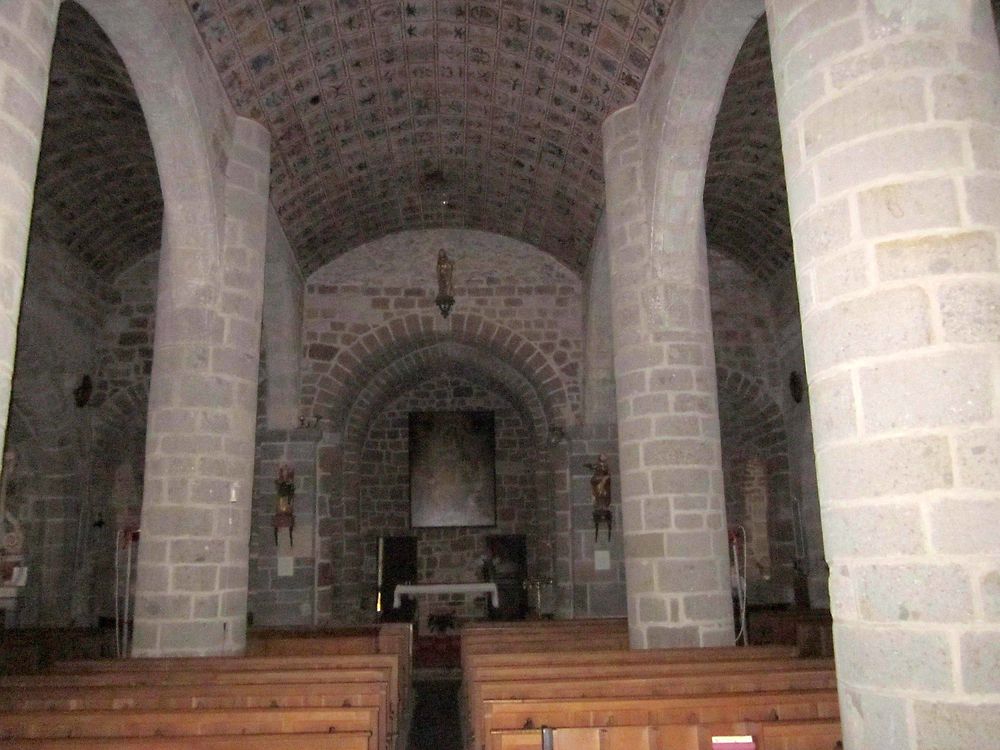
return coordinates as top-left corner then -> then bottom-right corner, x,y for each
310,312 -> 570,431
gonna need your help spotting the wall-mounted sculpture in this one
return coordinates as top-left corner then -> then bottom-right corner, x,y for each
585,454 -> 612,541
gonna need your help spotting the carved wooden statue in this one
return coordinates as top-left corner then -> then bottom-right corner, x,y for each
585,454 -> 612,541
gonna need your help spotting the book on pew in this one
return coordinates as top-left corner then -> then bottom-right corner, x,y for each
712,736 -> 756,750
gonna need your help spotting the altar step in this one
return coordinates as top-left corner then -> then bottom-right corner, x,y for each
414,634 -> 460,670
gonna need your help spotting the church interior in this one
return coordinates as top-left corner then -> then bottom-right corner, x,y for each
0,1 -> 996,748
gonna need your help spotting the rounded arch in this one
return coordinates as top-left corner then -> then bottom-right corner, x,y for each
308,313 -> 573,430
646,0 -> 765,264
716,365 -> 795,595
72,0 -> 222,263
317,337 -> 564,625
343,341 -> 550,456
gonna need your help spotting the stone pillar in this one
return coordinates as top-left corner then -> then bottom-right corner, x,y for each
0,0 -> 59,462
603,105 -> 734,648
767,1 -> 1000,747
132,117 -> 270,655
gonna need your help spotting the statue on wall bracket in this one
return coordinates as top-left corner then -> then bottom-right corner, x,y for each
585,454 -> 612,542
273,464 -> 295,546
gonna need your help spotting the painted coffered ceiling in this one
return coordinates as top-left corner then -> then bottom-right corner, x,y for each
187,0 -> 674,274
33,1 -> 798,288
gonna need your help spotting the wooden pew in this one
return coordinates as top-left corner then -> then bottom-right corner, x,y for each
0,733 -> 373,749
460,620 -> 629,667
0,706 -> 381,750
468,665 -> 837,749
0,680 -> 390,750
464,645 -> 798,673
480,690 -> 840,750
47,654 -> 402,725
489,719 -> 843,750
246,623 -> 412,703
5,659 -> 398,750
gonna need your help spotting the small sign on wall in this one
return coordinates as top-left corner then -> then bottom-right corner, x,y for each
276,520 -> 313,559
594,549 -> 611,571
276,556 -> 295,577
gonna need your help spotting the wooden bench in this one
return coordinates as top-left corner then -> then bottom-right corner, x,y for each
464,645 -> 798,673
5,655 -> 400,750
245,623 -> 412,706
0,706 -> 381,750
0,733 -> 373,749
489,719 -> 843,750
480,690 -> 840,750
467,665 -> 837,749
47,654 -> 402,722
0,680 -> 391,750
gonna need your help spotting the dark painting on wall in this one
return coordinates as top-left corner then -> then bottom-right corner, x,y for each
409,411 -> 496,528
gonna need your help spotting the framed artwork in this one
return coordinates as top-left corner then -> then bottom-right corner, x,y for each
409,410 -> 496,528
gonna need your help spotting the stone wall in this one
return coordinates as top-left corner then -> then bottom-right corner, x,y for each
289,229 -> 583,624
4,233 -> 157,628
357,375 -> 536,626
708,249 -> 803,604
5,232 -> 110,626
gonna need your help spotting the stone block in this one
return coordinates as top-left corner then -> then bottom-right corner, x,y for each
855,563 -> 973,623
822,503 -> 925,557
859,351 -> 994,433
641,497 -> 672,530
938,280 -> 1000,344
929,498 -> 1000,555
646,625 -> 700,648
664,531 -> 713,559
816,126 -> 963,200
857,178 -> 961,239
803,76 -> 927,159
683,593 -> 730,621
914,701 -> 1000,750
642,438 -> 712,467
960,631 -> 1000,692
808,371 -> 856,445
172,564 -> 220,593
933,72 -> 1000,125
876,231 -> 997,280
657,560 -> 718,593
835,622 -> 953,691
817,435 -> 952,501
135,593 -> 193,619
805,287 -> 931,372
159,621 -> 227,652
981,569 -> 1000,621
839,687 -> 911,750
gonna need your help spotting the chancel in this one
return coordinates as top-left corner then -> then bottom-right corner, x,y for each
0,1 -> 997,749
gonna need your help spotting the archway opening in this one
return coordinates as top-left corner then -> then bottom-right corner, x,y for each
703,15 -> 826,610
3,0 -> 161,628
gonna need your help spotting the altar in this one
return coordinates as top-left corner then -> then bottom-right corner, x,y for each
393,582 -> 499,608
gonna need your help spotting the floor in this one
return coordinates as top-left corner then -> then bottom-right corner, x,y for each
407,677 -> 463,750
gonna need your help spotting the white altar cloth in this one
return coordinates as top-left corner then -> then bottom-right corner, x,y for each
393,582 -> 499,608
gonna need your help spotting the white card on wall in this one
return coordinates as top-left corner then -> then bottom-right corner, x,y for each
277,556 -> 294,577
594,550 -> 611,571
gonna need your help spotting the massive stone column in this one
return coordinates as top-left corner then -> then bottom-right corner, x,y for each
603,105 -> 734,648
768,1 -> 1000,747
132,117 -> 270,655
0,0 -> 59,463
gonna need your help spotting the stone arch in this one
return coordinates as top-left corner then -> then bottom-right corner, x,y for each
715,366 -> 795,598
316,338 -> 563,625
308,313 -> 572,431
71,0 -> 221,260
646,0 -> 766,263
